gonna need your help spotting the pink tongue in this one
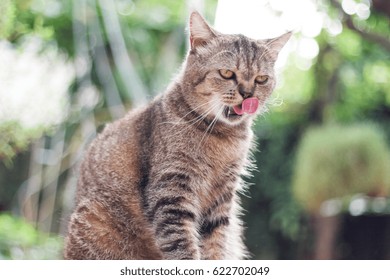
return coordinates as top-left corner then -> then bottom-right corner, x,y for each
233,97 -> 259,115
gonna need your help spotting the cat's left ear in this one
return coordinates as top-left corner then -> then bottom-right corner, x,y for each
262,32 -> 292,60
189,11 -> 217,49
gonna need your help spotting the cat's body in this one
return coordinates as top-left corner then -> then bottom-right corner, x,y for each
64,12 -> 290,260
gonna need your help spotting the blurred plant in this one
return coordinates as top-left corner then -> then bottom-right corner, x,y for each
0,213 -> 63,259
293,123 -> 390,213
0,122 -> 42,168
0,0 -> 16,39
0,39 -> 74,166
0,0 -> 56,41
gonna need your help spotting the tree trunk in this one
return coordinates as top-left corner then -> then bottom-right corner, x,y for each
313,214 -> 341,259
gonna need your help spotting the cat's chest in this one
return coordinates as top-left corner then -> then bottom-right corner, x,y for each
194,158 -> 242,217
194,142 -> 248,207
200,131 -> 253,203
203,135 -> 251,171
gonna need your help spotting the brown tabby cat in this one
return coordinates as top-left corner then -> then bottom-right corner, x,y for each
64,11 -> 291,260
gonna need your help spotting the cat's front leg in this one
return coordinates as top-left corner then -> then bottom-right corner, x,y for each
146,175 -> 200,260
199,191 -> 247,259
199,196 -> 232,260
199,215 -> 229,259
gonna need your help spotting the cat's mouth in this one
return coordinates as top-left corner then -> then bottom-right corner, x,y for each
223,98 -> 259,120
224,106 -> 242,119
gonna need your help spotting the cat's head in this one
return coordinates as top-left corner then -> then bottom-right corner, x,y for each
181,11 -> 291,126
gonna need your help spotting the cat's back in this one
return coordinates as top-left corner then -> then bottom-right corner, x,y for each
65,101 -> 163,259
76,106 -> 143,200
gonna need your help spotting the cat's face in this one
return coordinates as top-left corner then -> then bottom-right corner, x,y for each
182,12 -> 291,126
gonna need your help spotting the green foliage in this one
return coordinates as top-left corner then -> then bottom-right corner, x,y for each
0,122 -> 44,168
333,29 -> 362,60
0,1 -> 73,166
0,214 -> 63,259
0,0 -> 56,41
0,0 -> 16,38
293,123 -> 390,212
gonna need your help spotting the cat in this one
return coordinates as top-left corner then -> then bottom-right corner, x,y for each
64,11 -> 291,260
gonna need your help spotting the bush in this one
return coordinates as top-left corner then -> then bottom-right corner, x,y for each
292,123 -> 390,213
0,213 -> 63,259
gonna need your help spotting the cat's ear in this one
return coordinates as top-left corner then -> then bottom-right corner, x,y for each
189,11 -> 217,49
263,32 -> 292,60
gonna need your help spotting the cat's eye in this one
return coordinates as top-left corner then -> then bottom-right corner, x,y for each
255,75 -> 269,85
219,69 -> 235,79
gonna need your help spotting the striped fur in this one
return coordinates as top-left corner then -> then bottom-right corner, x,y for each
64,12 -> 290,260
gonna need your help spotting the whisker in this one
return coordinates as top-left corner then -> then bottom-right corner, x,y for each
208,105 -> 224,135
167,101 -> 221,139
158,99 -> 215,126
196,105 -> 225,151
191,102 -> 221,131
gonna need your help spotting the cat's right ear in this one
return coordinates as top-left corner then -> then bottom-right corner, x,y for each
189,11 -> 216,49
262,32 -> 292,60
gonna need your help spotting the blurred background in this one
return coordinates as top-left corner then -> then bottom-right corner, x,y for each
1,0 -> 390,260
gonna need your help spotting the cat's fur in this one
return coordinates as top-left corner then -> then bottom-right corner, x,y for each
64,11 -> 291,260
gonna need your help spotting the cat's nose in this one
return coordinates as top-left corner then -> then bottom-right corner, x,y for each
238,85 -> 253,99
